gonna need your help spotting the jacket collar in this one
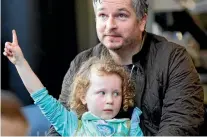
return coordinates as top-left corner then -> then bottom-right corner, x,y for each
81,111 -> 129,123
132,31 -> 152,67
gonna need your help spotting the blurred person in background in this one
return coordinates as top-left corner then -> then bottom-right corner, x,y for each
1,90 -> 29,136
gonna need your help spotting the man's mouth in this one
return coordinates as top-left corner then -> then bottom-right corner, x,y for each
105,35 -> 120,37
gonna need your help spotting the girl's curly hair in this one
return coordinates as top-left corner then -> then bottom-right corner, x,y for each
68,56 -> 135,118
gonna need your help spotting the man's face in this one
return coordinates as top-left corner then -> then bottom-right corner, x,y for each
82,70 -> 122,120
95,0 -> 146,51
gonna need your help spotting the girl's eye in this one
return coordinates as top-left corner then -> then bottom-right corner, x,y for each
99,91 -> 105,95
113,92 -> 120,96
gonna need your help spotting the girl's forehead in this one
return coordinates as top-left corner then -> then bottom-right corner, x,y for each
90,67 -> 105,77
90,67 -> 123,83
90,64 -> 111,77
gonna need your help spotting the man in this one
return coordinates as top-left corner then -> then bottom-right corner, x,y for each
48,0 -> 204,135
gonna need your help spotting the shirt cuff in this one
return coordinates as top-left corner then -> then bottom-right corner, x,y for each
30,87 -> 47,99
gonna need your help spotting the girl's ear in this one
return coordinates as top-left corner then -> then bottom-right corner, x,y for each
80,96 -> 87,105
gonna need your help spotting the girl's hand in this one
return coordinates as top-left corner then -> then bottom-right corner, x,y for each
3,30 -> 25,65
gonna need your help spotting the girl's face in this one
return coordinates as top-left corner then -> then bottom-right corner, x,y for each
81,70 -> 122,120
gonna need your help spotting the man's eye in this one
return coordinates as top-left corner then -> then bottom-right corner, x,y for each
118,13 -> 127,19
99,14 -> 107,18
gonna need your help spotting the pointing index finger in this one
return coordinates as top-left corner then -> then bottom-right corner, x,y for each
12,29 -> 19,45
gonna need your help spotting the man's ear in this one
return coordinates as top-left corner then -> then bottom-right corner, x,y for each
80,96 -> 87,105
139,13 -> 147,32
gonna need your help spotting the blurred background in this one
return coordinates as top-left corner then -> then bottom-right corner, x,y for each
1,0 -> 207,136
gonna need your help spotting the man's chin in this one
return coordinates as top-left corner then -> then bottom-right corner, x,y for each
104,43 -> 122,51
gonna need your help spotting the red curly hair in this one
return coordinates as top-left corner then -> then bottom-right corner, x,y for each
68,56 -> 135,117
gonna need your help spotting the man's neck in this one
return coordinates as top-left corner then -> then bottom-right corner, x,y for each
109,45 -> 140,65
109,33 -> 145,65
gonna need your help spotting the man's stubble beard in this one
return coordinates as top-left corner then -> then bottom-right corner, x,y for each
103,37 -> 137,52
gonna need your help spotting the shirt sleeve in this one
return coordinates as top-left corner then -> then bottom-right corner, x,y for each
129,107 -> 143,136
31,87 -> 78,136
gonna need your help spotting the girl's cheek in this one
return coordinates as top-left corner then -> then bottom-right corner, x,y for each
95,96 -> 105,108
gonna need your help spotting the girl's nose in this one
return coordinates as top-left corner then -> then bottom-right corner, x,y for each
106,95 -> 113,104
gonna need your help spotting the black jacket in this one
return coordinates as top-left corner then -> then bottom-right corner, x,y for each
48,32 -> 204,136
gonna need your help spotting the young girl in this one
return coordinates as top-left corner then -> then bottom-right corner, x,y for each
3,30 -> 143,136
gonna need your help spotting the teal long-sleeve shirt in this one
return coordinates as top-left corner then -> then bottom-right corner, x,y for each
31,87 -> 143,136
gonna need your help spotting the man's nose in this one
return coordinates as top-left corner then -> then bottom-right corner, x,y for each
106,16 -> 117,30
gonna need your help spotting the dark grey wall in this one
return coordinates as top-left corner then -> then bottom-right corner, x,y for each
2,0 -> 78,106
2,0 -> 41,105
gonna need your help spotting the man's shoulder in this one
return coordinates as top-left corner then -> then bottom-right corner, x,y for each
73,43 -> 103,64
147,32 -> 186,53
